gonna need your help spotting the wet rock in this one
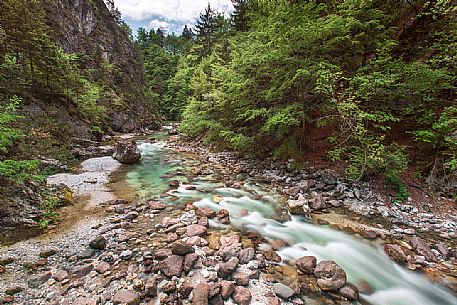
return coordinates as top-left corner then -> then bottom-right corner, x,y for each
198,216 -> 209,227
187,224 -> 207,237
233,272 -> 250,286
89,236 -> 107,250
112,140 -> 141,164
219,244 -> 241,261
220,235 -> 240,247
193,282 -> 209,305
39,249 -> 57,258
409,237 -> 437,262
28,271 -> 52,288
53,270 -> 69,282
220,281 -> 235,299
263,249 -> 282,263
183,253 -> 199,273
159,255 -> 183,277
148,200 -> 166,210
217,257 -> 239,278
169,180 -> 180,188
270,239 -> 286,251
172,241 -> 195,256
179,278 -> 193,298
435,243 -> 450,260
314,261 -> 347,291
339,283 -> 359,301
73,264 -> 94,278
296,256 -> 317,274
209,294 -> 224,305
232,286 -> 252,305
238,248 -> 255,264
273,283 -> 294,299
384,244 -> 407,264
113,289 -> 139,305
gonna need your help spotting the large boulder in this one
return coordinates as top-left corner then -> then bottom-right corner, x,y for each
112,140 -> 141,164
314,260 -> 347,291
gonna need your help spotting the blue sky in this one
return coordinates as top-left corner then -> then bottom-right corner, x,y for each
115,0 -> 234,35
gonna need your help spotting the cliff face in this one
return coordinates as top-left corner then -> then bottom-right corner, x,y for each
43,0 -> 159,133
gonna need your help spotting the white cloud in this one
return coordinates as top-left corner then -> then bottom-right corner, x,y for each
116,0 -> 233,23
147,19 -> 173,30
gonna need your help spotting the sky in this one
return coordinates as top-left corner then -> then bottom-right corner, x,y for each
115,0 -> 234,35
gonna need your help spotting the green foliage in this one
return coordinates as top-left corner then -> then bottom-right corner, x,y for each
0,96 -> 23,153
0,159 -> 43,183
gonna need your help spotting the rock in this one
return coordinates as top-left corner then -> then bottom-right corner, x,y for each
285,186 -> 301,196
384,244 -> 407,264
435,243 -> 450,260
232,286 -> 252,305
233,272 -> 250,286
39,249 -> 57,258
339,283 -> 359,301
187,224 -> 208,237
72,297 -> 97,305
169,180 -> 180,187
273,283 -> 294,299
220,281 -> 235,299
155,249 -> 172,260
238,248 -> 255,264
270,239 -> 286,251
183,253 -> 199,273
172,241 -> 195,256
159,255 -> 183,277
145,279 -> 158,297
220,235 -> 240,247
309,195 -> 326,210
314,261 -> 347,291
410,237 -> 437,262
148,200 -> 166,210
112,140 -> 141,164
219,244 -> 241,261
5,285 -> 24,296
263,249 -> 282,263
53,270 -> 69,282
193,282 -> 209,305
73,264 -> 94,278
120,250 -> 133,260
296,256 -> 317,274
95,261 -> 110,274
217,257 -> 239,278
28,271 -> 52,288
113,290 -> 139,305
179,279 -> 193,298
89,236 -> 107,250
209,294 -> 224,305
162,280 -> 176,293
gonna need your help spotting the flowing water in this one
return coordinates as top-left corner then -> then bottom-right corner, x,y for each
126,141 -> 457,305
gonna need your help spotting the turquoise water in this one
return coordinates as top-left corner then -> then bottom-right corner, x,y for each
126,140 -> 457,305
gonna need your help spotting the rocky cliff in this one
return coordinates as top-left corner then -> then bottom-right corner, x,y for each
42,0 -> 159,134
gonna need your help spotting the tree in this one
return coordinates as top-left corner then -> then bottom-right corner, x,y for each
231,0 -> 249,31
194,4 -> 223,57
182,25 -> 193,40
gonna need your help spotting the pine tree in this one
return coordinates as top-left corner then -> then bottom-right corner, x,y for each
231,0 -> 249,31
194,4 -> 222,57
182,25 -> 193,40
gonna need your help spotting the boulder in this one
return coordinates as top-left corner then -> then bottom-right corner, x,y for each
220,281 -> 235,299
409,237 -> 437,262
172,241 -> 195,256
187,224 -> 207,237
309,195 -> 326,210
339,283 -> 359,301
113,290 -> 139,305
296,256 -> 317,274
217,257 -> 239,278
273,283 -> 294,299
238,248 -> 255,264
384,244 -> 407,264
159,255 -> 183,277
192,282 -> 209,305
314,260 -> 347,291
89,236 -> 107,250
112,140 -> 141,164
232,286 -> 252,305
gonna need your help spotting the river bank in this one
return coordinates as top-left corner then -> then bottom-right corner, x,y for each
0,132 -> 455,305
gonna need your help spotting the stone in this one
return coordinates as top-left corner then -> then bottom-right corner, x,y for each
296,256 -> 317,274
5,285 -> 24,296
169,180 -> 180,187
113,290 -> 139,305
273,283 -> 294,299
172,241 -> 195,256
220,235 -> 240,247
192,282 -> 209,305
120,250 -> 133,260
179,278 -> 193,298
39,249 -> 57,258
145,279 -> 158,297
155,249 -> 172,260
238,248 -> 255,264
167,233 -> 178,243
314,261 -> 347,291
159,255 -> 183,277
232,286 -> 252,305
183,253 -> 199,273
89,236 -> 107,250
285,186 -> 301,196
410,237 -> 437,262
270,239 -> 286,251
233,272 -> 250,286
112,140 -> 141,164
28,271 -> 52,288
220,280 -> 235,299
148,200 -> 166,210
73,264 -> 94,278
217,257 -> 239,278
339,284 -> 359,301
209,294 -> 224,305
263,249 -> 282,263
162,281 -> 176,293
187,224 -> 207,237
309,195 -> 326,210
384,244 -> 407,264
53,270 -> 69,282
95,261 -> 110,274
219,244 -> 241,261
435,243 -> 450,260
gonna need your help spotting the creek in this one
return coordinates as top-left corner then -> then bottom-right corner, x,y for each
123,140 -> 456,305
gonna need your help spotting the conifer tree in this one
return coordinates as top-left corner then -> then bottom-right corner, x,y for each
231,0 -> 249,31
194,4 -> 222,57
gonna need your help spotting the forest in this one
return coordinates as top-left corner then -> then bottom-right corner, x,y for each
137,0 -> 456,196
